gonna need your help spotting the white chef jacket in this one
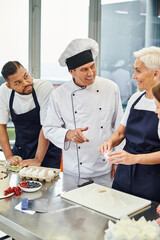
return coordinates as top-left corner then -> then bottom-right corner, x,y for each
0,79 -> 53,125
43,76 -> 123,178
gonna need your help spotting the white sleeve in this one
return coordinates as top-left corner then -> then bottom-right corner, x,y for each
43,91 -> 69,149
111,84 -> 124,131
111,85 -> 125,151
36,81 -> 54,125
120,92 -> 142,127
0,85 -> 10,124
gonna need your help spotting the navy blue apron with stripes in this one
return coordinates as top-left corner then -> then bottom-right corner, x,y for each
112,92 -> 160,202
9,88 -> 61,168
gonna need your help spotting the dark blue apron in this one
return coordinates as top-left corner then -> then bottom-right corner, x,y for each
9,88 -> 61,168
113,92 -> 160,202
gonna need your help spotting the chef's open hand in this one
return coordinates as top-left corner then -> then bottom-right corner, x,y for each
98,140 -> 113,155
18,158 -> 41,167
7,156 -> 22,166
107,150 -> 136,165
65,127 -> 89,143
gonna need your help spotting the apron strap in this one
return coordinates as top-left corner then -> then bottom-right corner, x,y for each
131,91 -> 146,109
9,90 -> 15,112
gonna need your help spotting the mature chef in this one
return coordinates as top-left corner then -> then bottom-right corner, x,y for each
43,38 -> 123,180
0,61 -> 61,168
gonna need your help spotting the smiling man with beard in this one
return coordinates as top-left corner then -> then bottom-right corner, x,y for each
0,61 -> 61,168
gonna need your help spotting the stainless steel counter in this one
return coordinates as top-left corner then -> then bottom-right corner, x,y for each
0,172 -> 159,240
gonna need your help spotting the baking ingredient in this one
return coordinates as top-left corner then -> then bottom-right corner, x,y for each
4,186 -> 21,196
19,180 -> 41,189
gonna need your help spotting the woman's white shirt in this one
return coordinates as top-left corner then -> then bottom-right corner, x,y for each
121,91 -> 160,138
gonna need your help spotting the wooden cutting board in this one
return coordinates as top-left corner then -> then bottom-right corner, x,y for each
61,183 -> 151,220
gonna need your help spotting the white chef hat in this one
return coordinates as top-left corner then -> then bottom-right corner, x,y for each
58,38 -> 99,70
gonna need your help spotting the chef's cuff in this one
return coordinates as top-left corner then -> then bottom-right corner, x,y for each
64,130 -> 71,150
64,140 -> 71,151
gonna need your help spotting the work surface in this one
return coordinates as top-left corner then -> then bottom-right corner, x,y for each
61,183 -> 151,220
0,172 -> 159,240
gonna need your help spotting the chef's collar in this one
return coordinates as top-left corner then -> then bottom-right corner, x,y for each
72,78 -> 95,90
72,78 -> 86,89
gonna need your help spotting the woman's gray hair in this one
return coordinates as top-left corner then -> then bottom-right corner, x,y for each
134,46 -> 160,71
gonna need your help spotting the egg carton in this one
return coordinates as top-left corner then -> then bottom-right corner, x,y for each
18,166 -> 60,182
